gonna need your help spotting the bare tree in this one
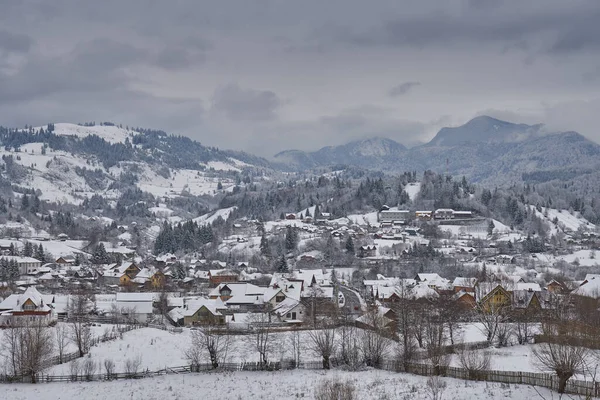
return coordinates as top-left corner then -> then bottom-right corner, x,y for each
476,304 -> 509,344
70,359 -> 80,381
103,359 -> 115,380
186,325 -> 231,369
82,357 -> 97,381
124,355 -> 142,377
1,321 -> 54,383
393,297 -> 418,369
68,293 -> 94,357
245,313 -> 273,367
156,289 -> 170,324
55,324 -> 69,364
359,310 -> 391,368
288,328 -> 302,368
496,323 -> 513,347
531,341 -> 590,393
338,323 -> 362,370
425,322 -> 451,376
457,348 -> 491,380
308,326 -> 337,369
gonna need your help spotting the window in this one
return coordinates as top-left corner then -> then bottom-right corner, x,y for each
275,295 -> 285,303
23,304 -> 36,311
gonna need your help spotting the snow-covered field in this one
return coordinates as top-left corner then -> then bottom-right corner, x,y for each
45,327 -> 324,375
4,368 -> 556,400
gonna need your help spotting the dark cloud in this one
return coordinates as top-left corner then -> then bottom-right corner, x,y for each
211,84 -> 283,121
388,82 -> 421,97
0,0 -> 599,154
0,30 -> 33,53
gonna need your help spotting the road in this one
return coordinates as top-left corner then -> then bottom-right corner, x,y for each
338,285 -> 365,315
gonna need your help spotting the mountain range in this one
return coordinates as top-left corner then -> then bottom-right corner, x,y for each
273,116 -> 600,185
2,116 -> 600,206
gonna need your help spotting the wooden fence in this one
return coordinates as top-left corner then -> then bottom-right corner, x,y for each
2,354 -> 599,398
380,361 -> 600,398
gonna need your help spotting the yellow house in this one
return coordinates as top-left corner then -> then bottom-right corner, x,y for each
479,284 -> 512,313
183,303 -> 225,326
150,271 -> 166,289
120,274 -> 132,285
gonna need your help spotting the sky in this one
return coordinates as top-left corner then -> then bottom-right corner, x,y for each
1,0 -> 599,157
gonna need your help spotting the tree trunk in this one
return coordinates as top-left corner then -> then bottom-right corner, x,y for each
558,372 -> 572,394
322,355 -> 330,370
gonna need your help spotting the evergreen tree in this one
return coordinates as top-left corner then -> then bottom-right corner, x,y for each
34,244 -> 45,262
285,226 -> 298,252
277,255 -> 288,273
92,243 -> 110,264
22,241 -> 33,257
487,220 -> 495,236
345,236 -> 355,254
20,194 -> 29,210
260,234 -> 271,258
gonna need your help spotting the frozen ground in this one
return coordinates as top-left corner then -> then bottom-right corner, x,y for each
3,368 -> 557,400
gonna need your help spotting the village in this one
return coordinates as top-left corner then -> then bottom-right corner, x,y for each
1,199 -> 600,398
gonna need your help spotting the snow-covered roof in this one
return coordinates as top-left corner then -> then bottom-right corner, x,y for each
116,292 -> 154,302
572,276 -> 600,299
452,277 -> 477,288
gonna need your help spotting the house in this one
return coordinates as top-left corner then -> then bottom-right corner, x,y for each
378,208 -> 411,224
150,270 -> 167,289
100,262 -> 141,286
452,210 -> 473,219
452,277 -> 478,294
271,298 -> 305,323
453,290 -> 476,310
512,289 -> 542,313
415,211 -> 432,220
0,287 -> 56,326
285,213 -> 296,220
0,256 -> 42,275
359,245 -> 377,258
182,298 -> 227,326
55,256 -> 76,266
115,292 -> 154,323
415,273 -> 451,291
434,209 -> 454,220
477,284 -> 512,312
208,269 -> 239,286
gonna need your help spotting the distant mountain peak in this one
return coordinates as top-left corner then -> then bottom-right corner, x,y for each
427,116 -> 544,147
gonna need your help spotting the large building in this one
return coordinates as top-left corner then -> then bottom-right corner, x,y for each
378,208 -> 411,224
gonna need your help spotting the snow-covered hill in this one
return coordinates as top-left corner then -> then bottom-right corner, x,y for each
40,123 -> 135,144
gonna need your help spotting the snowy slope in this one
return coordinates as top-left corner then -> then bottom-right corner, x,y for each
36,123 -> 136,144
192,207 -> 237,226
405,182 -> 420,201
529,206 -> 594,235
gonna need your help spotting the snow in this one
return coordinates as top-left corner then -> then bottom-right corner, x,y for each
206,161 -> 241,172
529,206 -> 594,235
346,212 -> 379,226
405,182 -> 421,201
192,207 -> 237,226
7,368 -> 557,399
40,123 -> 135,144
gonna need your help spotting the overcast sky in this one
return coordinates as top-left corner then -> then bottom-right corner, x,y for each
1,0 -> 599,156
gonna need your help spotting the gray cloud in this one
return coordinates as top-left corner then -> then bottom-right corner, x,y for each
0,0 -> 599,156
211,84 -> 283,122
0,30 -> 33,53
389,82 -> 421,97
